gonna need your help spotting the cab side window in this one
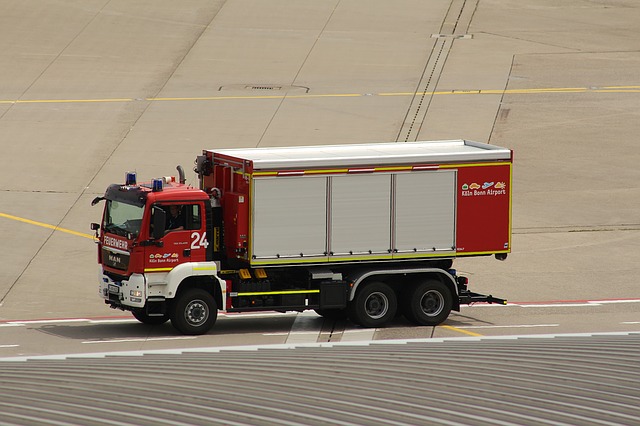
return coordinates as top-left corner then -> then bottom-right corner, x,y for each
165,205 -> 185,232
150,204 -> 201,236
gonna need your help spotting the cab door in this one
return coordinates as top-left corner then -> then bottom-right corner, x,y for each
145,202 -> 208,272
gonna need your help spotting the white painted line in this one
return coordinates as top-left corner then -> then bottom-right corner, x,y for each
0,345 -> 19,348
5,318 -> 90,325
87,319 -> 138,324
3,331 -> 639,362
521,303 -> 596,308
461,324 -> 560,329
0,318 -> 136,327
622,321 -> 640,325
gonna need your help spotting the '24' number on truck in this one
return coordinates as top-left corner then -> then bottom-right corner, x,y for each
191,232 -> 209,250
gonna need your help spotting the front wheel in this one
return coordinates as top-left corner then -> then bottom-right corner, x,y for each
402,279 -> 453,326
171,289 -> 217,335
348,281 -> 397,328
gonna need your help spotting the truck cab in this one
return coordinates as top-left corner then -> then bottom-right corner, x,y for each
93,172 -> 225,334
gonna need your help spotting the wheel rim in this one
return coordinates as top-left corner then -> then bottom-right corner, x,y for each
420,290 -> 445,317
364,291 -> 389,320
185,299 -> 209,326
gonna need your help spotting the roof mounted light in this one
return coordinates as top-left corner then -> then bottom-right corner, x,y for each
125,172 -> 137,186
152,178 -> 163,192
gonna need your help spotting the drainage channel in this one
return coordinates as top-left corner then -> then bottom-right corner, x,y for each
285,312 -> 376,344
397,0 -> 477,142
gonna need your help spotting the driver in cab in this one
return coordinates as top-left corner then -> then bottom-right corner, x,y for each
165,205 -> 185,234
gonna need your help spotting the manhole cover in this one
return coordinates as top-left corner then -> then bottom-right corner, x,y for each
219,84 -> 309,93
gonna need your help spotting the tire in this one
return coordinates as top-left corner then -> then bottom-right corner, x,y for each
314,308 -> 348,320
348,281 -> 397,328
131,309 -> 169,325
170,288 -> 217,335
402,279 -> 453,326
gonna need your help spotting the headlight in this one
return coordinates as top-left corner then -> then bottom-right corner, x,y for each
130,290 -> 143,298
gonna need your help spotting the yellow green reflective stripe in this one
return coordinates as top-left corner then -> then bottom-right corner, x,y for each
234,289 -> 320,297
193,266 -> 216,271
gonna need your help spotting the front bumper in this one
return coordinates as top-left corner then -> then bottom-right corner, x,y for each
99,270 -> 146,309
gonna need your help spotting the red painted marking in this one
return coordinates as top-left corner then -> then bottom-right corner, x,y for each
511,297 -> 640,305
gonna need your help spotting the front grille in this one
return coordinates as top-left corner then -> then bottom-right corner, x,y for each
102,248 -> 130,271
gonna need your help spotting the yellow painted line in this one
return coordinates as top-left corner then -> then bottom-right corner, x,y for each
1,85 -> 638,106
379,87 -> 592,96
148,95 -> 286,101
15,98 -> 133,104
149,93 -> 363,102
602,85 -> 640,89
441,325 -> 484,337
0,212 -> 95,240
593,89 -> 640,93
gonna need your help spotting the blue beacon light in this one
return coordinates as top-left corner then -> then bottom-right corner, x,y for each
152,178 -> 164,192
125,172 -> 137,186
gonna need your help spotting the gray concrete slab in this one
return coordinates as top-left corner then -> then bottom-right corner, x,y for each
0,0 -> 639,356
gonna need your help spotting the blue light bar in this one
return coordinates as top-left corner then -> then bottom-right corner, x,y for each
152,178 -> 164,192
125,172 -> 137,186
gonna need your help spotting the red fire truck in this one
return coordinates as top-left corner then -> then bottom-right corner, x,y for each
92,140 -> 510,335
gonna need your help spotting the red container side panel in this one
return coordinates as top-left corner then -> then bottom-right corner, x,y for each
456,164 -> 511,255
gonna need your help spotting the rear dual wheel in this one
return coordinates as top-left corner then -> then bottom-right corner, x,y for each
402,279 -> 453,326
348,281 -> 397,328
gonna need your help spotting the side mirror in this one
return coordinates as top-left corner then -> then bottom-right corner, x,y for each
91,222 -> 100,239
91,196 -> 105,206
153,207 -> 166,240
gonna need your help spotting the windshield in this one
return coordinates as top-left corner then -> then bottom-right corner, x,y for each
103,200 -> 145,238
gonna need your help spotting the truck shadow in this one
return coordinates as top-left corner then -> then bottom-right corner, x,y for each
31,314 -> 305,341
30,312 -> 492,343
